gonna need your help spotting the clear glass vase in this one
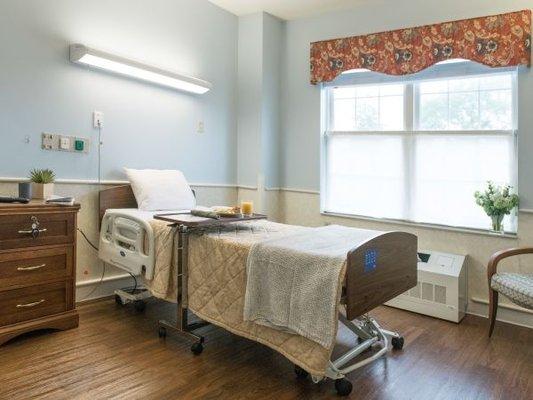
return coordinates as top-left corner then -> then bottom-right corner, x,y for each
490,214 -> 504,233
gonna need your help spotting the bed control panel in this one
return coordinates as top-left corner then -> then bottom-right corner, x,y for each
364,249 -> 378,272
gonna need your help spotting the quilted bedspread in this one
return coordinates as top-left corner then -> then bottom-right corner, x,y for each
145,219 -> 346,376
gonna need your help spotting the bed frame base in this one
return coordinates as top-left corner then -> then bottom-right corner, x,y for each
325,313 -> 400,380
305,312 -> 402,395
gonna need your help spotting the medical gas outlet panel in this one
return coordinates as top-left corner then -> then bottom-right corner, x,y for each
42,133 -> 89,153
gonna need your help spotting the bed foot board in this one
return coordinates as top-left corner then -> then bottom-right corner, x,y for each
345,231 -> 418,320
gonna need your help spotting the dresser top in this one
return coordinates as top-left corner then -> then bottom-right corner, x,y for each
0,200 -> 80,213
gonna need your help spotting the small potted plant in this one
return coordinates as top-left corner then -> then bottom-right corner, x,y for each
474,181 -> 519,233
29,168 -> 56,199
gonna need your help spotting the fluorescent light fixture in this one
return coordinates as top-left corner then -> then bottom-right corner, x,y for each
69,44 -> 212,94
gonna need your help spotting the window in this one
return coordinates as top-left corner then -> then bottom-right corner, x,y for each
322,68 -> 517,232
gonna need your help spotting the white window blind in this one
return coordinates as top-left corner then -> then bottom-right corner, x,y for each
322,65 -> 518,232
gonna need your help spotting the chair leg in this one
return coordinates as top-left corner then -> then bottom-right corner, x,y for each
488,289 -> 498,337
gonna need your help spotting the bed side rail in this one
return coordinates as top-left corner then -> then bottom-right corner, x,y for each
99,211 -> 156,280
345,231 -> 418,321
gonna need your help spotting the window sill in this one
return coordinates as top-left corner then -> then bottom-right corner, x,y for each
321,211 -> 518,239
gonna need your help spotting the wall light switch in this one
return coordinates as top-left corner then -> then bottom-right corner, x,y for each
197,121 -> 204,133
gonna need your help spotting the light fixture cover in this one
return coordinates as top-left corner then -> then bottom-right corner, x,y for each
69,44 -> 212,94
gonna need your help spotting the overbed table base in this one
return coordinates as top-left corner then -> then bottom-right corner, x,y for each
156,225 -> 209,354
157,312 -> 209,354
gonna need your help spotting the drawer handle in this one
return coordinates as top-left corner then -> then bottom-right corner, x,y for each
18,216 -> 47,238
18,228 -> 47,236
16,299 -> 46,308
17,263 -> 46,271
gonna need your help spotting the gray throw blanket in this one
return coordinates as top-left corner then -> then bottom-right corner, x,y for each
243,224 -> 382,348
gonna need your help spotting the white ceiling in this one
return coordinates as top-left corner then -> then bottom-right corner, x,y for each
208,0 -> 369,20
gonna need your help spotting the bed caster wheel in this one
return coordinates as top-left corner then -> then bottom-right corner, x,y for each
133,300 -> 146,312
392,336 -> 404,350
191,342 -> 203,355
334,378 -> 353,396
158,327 -> 167,338
115,294 -> 123,306
294,365 -> 309,379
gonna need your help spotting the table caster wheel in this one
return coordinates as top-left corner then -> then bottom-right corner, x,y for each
392,336 -> 404,350
115,294 -> 123,305
335,378 -> 353,396
158,327 -> 167,338
191,342 -> 203,355
133,300 -> 146,312
294,365 -> 309,379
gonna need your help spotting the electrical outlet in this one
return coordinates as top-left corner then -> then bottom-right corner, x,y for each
197,121 -> 204,133
93,111 -> 104,128
60,137 -> 70,150
42,133 -> 56,150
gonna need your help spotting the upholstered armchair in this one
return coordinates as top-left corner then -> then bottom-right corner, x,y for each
487,247 -> 533,336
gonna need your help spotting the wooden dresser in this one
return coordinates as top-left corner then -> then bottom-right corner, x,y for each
0,201 -> 80,345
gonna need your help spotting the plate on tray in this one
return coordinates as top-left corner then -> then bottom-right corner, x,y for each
216,212 -> 243,218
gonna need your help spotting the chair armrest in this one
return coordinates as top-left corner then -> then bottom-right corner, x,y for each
487,247 -> 533,282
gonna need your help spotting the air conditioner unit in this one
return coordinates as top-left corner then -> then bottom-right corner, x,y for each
385,250 -> 467,323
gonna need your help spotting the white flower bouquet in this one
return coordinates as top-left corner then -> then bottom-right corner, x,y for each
474,181 -> 519,232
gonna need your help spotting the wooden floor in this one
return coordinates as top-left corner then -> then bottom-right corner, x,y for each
0,299 -> 532,400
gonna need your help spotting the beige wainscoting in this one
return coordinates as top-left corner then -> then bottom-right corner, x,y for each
2,178 -> 531,327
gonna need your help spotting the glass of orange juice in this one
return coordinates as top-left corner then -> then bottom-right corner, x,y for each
241,201 -> 253,216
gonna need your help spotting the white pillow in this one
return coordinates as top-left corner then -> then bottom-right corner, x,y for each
124,168 -> 196,211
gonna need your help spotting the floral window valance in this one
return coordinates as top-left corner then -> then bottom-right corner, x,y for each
310,10 -> 531,84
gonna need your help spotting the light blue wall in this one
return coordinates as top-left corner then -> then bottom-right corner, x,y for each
237,12 -> 283,188
3,0 -> 532,204
261,14 -> 283,189
281,0 -> 533,207
0,0 -> 238,183
237,13 -> 263,187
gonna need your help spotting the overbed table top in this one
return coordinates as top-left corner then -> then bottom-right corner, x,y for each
153,212 -> 267,227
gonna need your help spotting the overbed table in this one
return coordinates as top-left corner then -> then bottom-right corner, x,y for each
153,212 -> 267,353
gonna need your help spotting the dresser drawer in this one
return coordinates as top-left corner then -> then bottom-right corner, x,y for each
0,212 -> 75,251
0,281 -> 68,326
0,246 -> 73,289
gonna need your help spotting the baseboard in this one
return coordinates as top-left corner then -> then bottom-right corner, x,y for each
468,300 -> 533,329
76,273 -> 134,303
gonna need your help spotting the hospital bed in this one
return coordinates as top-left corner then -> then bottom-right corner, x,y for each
98,185 -> 418,396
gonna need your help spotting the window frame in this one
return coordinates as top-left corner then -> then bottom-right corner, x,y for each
320,70 -> 518,233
